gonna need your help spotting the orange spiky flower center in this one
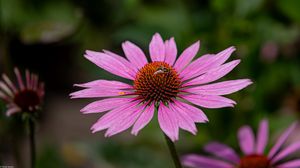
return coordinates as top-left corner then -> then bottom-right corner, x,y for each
239,155 -> 271,168
14,89 -> 40,111
134,61 -> 181,103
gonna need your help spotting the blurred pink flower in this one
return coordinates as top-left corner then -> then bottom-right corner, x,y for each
0,68 -> 44,116
182,120 -> 300,168
71,33 -> 252,141
260,41 -> 279,63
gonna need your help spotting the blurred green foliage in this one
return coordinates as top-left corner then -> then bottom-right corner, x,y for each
0,0 -> 300,167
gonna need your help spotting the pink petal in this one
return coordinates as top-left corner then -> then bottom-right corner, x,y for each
271,141 -> 300,164
204,142 -> 240,164
158,104 -> 179,141
179,54 -> 214,80
103,50 -> 138,74
181,94 -> 236,109
238,125 -> 255,155
30,73 -> 35,90
180,46 -> 236,81
164,37 -> 177,65
183,60 -> 240,86
0,91 -> 10,101
174,41 -> 200,72
26,69 -> 31,89
32,74 -> 38,91
0,81 -> 13,97
74,79 -> 132,89
105,105 -> 142,137
173,99 -> 208,123
38,82 -> 45,97
185,79 -> 252,96
70,88 -> 134,99
91,101 -> 139,133
182,154 -> 235,168
149,33 -> 165,62
85,50 -> 135,80
268,122 -> 298,158
256,119 -> 269,154
80,98 -> 134,114
122,41 -> 148,69
276,159 -> 300,168
169,103 -> 197,135
6,106 -> 21,116
14,67 -> 25,90
2,74 -> 18,93
131,103 -> 155,135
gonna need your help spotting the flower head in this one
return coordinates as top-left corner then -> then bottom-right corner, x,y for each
0,68 -> 44,116
182,120 -> 300,168
71,33 -> 252,141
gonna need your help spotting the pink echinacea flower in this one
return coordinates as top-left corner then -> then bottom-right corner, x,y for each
0,68 -> 44,116
70,33 -> 252,141
182,120 -> 300,168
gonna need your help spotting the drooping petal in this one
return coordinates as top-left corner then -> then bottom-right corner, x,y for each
70,88 -> 134,99
131,103 -> 155,135
6,106 -> 21,116
238,125 -> 255,155
122,41 -> 148,69
174,41 -> 200,72
256,119 -> 269,154
173,99 -> 208,123
183,60 -> 241,86
105,105 -> 142,137
164,37 -> 177,65
80,98 -> 134,114
182,94 -> 236,109
180,46 -> 236,80
149,33 -> 165,62
268,122 -> 298,158
14,67 -> 25,90
74,79 -> 132,89
85,50 -> 135,80
204,142 -> 240,164
271,141 -> 300,164
169,102 -> 197,135
276,159 -> 300,168
91,101 -> 139,133
158,104 -> 179,141
184,79 -> 252,96
182,154 -> 235,168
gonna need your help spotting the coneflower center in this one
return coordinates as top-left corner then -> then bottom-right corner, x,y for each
14,89 -> 40,111
239,155 -> 271,168
134,61 -> 181,103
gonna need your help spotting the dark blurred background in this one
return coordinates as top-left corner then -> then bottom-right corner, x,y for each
0,0 -> 300,167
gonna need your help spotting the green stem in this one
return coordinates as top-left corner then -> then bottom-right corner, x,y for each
28,119 -> 36,168
155,105 -> 183,168
163,133 -> 183,168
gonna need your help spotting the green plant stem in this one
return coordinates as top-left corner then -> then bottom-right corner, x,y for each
28,119 -> 36,168
163,133 -> 183,168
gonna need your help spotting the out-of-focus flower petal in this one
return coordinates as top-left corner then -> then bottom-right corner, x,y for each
238,125 -> 255,155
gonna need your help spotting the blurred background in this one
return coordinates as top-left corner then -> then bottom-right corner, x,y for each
0,0 -> 300,167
